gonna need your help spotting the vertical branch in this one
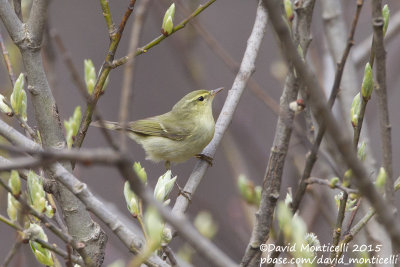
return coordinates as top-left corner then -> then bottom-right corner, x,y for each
0,0 -> 108,265
74,0 -> 137,149
0,32 -> 16,86
262,0 -> 400,250
372,0 -> 393,204
118,0 -> 151,150
241,0 -> 316,266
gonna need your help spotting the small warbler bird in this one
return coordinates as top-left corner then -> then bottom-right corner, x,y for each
92,88 -> 224,169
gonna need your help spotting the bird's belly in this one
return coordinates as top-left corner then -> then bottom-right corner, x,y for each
140,132 -> 213,163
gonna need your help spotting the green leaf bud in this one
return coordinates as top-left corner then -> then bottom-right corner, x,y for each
382,4 -> 390,36
144,206 -> 164,248
329,177 -> 339,188
27,171 -> 53,217
0,94 -> 12,115
162,227 -> 172,246
28,223 -> 54,266
154,170 -> 176,205
357,141 -> 366,162
7,193 -> 20,221
375,167 -> 387,192
84,59 -> 96,95
161,3 -> 175,36
10,73 -> 27,121
9,170 -> 21,196
284,0 -> 294,23
64,106 -> 82,148
350,93 -> 361,127
277,201 -> 293,238
123,181 -> 140,216
194,211 -> 218,239
361,63 -> 373,100
133,162 -> 147,184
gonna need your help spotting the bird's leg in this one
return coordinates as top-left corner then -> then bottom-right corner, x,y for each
164,160 -> 171,170
175,181 -> 192,202
195,153 -> 213,166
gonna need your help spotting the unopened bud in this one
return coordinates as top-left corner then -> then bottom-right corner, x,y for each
382,4 -> 390,36
10,73 -> 27,121
361,63 -> 373,100
161,3 -> 175,36
84,59 -> 96,95
375,167 -> 387,192
350,93 -> 361,127
357,141 -> 366,162
0,94 -> 12,115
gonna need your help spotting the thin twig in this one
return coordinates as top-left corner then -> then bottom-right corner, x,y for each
0,214 -> 84,265
353,9 -> 400,67
74,0 -> 137,149
305,177 -> 358,194
119,0 -> 151,151
110,0 -> 217,68
0,178 -> 82,252
241,1 -> 315,266
372,0 -> 394,204
291,0 -> 364,214
0,31 -> 15,87
263,0 -> 400,250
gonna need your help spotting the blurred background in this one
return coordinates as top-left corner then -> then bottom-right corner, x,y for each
1,0 -> 400,266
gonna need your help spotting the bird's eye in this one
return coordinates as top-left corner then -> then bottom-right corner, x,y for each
197,96 -> 204,101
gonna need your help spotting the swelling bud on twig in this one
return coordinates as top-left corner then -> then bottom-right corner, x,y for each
194,211 -> 218,239
27,171 -> 53,218
7,193 -> 20,221
154,170 -> 176,205
375,167 -> 387,192
237,175 -> 261,206
161,3 -> 175,36
27,223 -> 54,266
284,0 -> 294,23
0,94 -> 12,115
123,181 -> 140,217
84,59 -> 96,95
133,162 -> 147,184
329,177 -> 339,188
382,4 -> 390,36
64,106 -> 82,148
144,206 -> 164,248
10,73 -> 27,121
9,170 -> 21,196
361,63 -> 373,100
350,93 -> 361,127
357,141 -> 366,162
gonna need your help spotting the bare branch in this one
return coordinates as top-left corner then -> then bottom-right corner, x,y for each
0,32 -> 16,86
119,0 -> 151,150
110,0 -> 217,68
0,0 -> 24,43
0,214 -> 84,265
27,0 -> 50,46
371,0 -> 394,204
263,0 -> 400,249
305,177 -> 358,194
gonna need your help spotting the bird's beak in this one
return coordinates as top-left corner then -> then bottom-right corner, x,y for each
210,87 -> 224,96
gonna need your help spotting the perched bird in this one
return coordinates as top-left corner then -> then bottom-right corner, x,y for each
92,88 -> 224,169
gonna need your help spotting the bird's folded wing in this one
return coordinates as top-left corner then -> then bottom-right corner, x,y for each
129,119 -> 190,141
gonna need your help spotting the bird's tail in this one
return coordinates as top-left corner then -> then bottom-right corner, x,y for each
91,120 -> 123,131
